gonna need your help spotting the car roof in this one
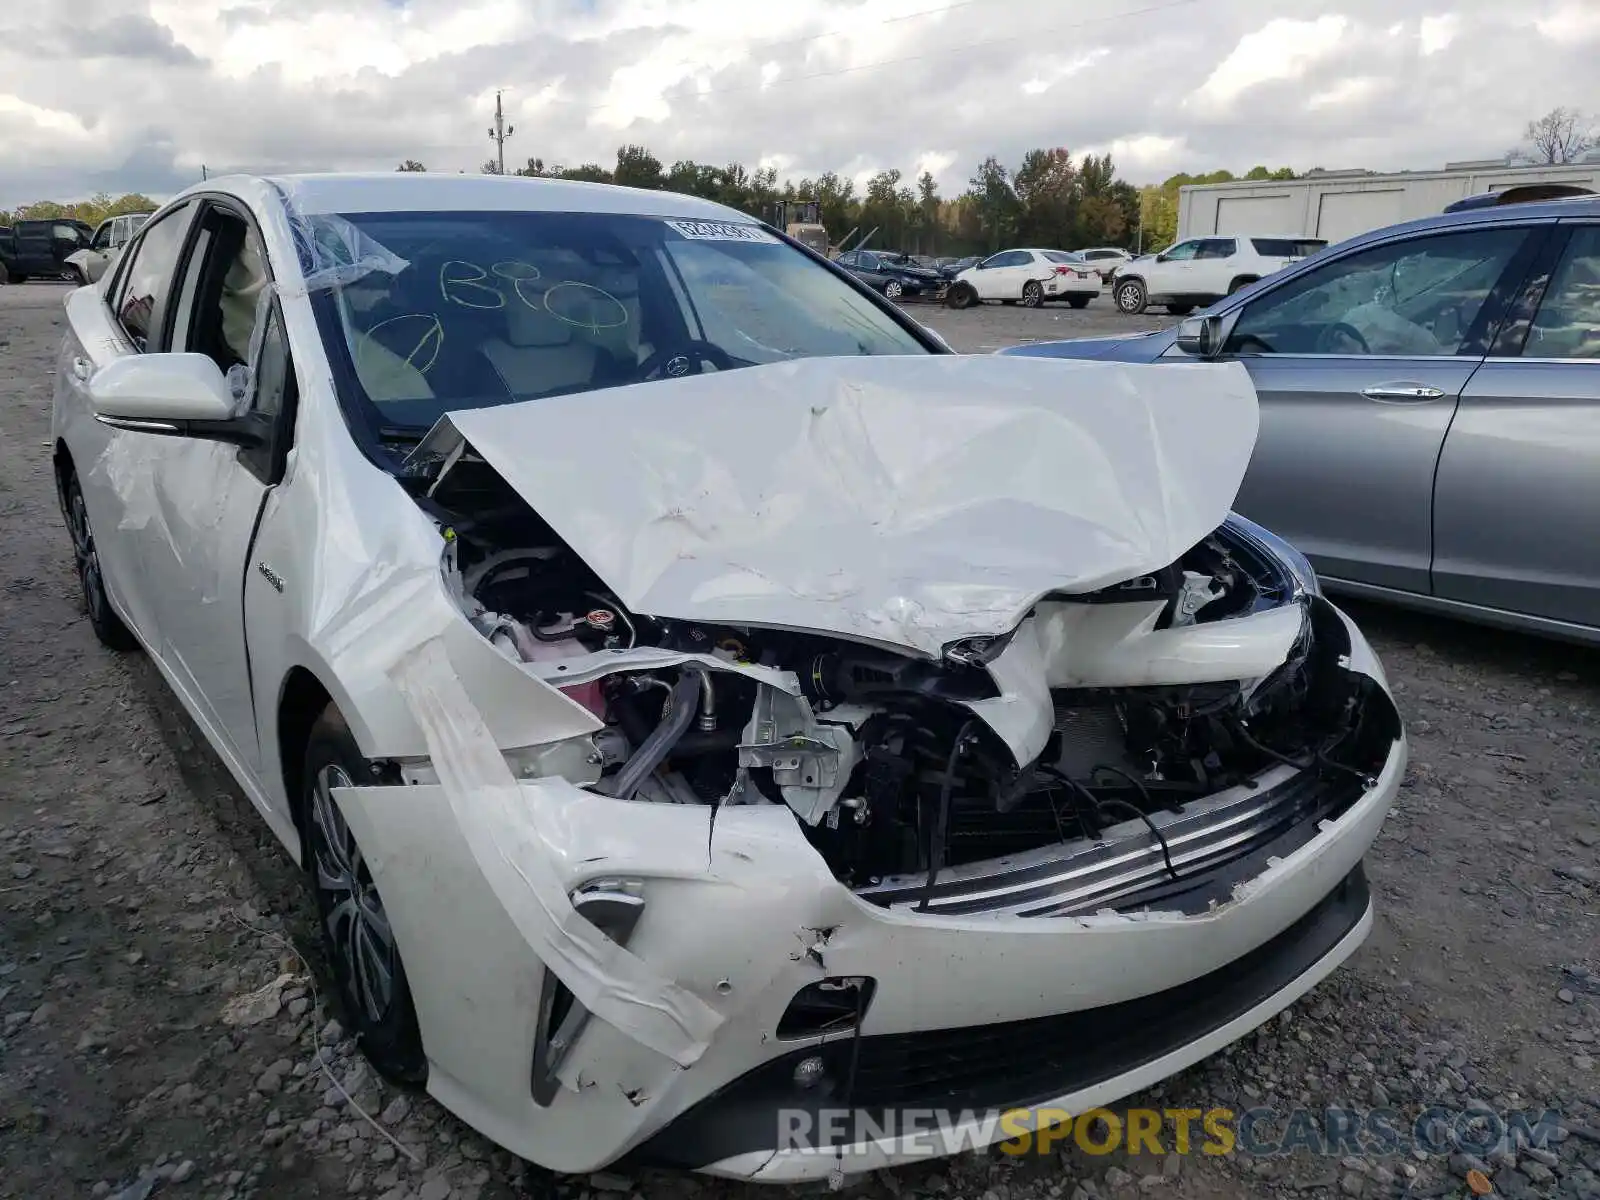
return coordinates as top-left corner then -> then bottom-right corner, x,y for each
183,171 -> 756,223
1322,194 -> 1600,252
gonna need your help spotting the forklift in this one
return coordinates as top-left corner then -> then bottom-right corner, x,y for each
765,199 -> 830,255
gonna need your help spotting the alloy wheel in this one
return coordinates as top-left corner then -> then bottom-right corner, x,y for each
884,280 -> 903,300
311,765 -> 398,1027
67,486 -> 106,618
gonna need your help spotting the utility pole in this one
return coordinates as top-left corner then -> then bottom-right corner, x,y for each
487,90 -> 514,175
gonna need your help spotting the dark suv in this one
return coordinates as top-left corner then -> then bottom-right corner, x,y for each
0,219 -> 94,284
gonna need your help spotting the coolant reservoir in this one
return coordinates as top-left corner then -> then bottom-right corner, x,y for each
503,619 -> 608,720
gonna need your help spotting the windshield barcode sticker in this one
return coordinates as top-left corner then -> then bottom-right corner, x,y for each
665,219 -> 776,244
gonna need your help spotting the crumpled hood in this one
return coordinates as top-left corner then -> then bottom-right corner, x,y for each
442,354 -> 1260,657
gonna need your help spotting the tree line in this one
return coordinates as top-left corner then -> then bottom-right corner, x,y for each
1,192 -> 159,230
438,147 -> 1299,256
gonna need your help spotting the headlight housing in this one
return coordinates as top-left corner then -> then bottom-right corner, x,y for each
1221,512 -> 1322,599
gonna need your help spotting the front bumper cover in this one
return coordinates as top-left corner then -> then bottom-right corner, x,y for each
330,601 -> 1404,1179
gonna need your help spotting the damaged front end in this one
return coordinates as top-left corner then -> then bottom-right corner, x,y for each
400,431 -> 1399,923
352,356 -> 1404,1177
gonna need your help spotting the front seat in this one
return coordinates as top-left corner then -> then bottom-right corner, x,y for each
480,293 -> 605,399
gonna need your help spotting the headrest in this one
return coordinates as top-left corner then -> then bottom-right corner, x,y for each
505,294 -> 575,348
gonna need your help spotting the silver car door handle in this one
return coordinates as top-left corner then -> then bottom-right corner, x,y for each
1360,383 -> 1446,401
71,356 -> 95,381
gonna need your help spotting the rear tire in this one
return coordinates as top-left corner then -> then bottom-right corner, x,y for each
1167,303 -> 1195,316
883,280 -> 904,301
1228,276 -> 1257,294
946,282 -> 977,309
303,707 -> 428,1087
1066,295 -> 1091,309
1115,278 -> 1147,315
1021,281 -> 1043,308
0,261 -> 9,284
61,471 -> 138,651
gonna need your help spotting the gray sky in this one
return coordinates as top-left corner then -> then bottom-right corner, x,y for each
2,0 -> 1596,209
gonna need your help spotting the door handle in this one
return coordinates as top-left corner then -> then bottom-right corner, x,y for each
1360,383 -> 1445,402
71,356 -> 95,382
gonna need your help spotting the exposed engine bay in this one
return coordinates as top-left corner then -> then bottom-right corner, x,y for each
408,448 -> 1399,917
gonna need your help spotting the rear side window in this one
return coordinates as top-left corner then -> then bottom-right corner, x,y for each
112,206 -> 191,351
1197,239 -> 1237,259
1525,226 -> 1600,359
1252,238 -> 1328,257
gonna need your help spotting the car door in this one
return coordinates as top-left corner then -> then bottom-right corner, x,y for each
62,201 -> 197,646
1146,239 -> 1200,294
1431,220 -> 1600,628
973,251 -> 1027,300
83,220 -> 115,279
129,199 -> 291,772
1211,223 -> 1540,593
1192,238 -> 1237,296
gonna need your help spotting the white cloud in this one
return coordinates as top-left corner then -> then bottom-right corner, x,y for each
1418,13 -> 1459,54
1190,15 -> 1349,109
1308,77 -> 1381,109
1,0 -> 1596,208
1536,3 -> 1600,41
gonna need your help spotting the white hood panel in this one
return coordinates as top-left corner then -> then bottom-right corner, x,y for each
445,354 -> 1260,658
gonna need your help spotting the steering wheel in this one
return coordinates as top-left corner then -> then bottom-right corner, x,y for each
1316,321 -> 1370,355
635,340 -> 735,382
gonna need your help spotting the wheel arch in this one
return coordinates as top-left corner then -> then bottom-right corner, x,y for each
277,665 -> 337,859
52,439 -> 77,502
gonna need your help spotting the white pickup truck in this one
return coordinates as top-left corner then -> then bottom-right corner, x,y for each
1110,234 -> 1327,315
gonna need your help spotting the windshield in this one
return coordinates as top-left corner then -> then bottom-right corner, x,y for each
1043,251 -> 1086,264
309,210 -> 929,433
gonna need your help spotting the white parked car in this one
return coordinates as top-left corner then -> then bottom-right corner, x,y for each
1072,246 -> 1134,282
51,172 -> 1404,1182
1112,235 -> 1329,315
946,248 -> 1100,309
64,211 -> 152,285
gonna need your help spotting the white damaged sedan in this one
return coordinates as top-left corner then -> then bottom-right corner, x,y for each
51,173 -> 1404,1182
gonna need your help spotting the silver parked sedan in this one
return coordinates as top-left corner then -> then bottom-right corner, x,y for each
1004,197 -> 1600,645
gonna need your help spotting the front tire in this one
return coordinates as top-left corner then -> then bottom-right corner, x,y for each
1115,278 -> 1147,315
0,261 -> 9,285
62,471 -> 138,651
304,707 -> 428,1086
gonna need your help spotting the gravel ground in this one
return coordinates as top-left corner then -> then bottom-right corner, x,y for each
2,281 -> 1599,1200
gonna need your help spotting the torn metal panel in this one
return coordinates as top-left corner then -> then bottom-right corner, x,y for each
440,354 -> 1260,657
386,636 -> 723,1068
1033,599 -> 1308,689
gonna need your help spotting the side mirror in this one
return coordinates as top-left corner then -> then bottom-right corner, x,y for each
88,354 -> 263,446
1176,314 -> 1226,358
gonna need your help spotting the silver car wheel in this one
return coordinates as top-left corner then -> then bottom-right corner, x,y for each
311,765 -> 396,1024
